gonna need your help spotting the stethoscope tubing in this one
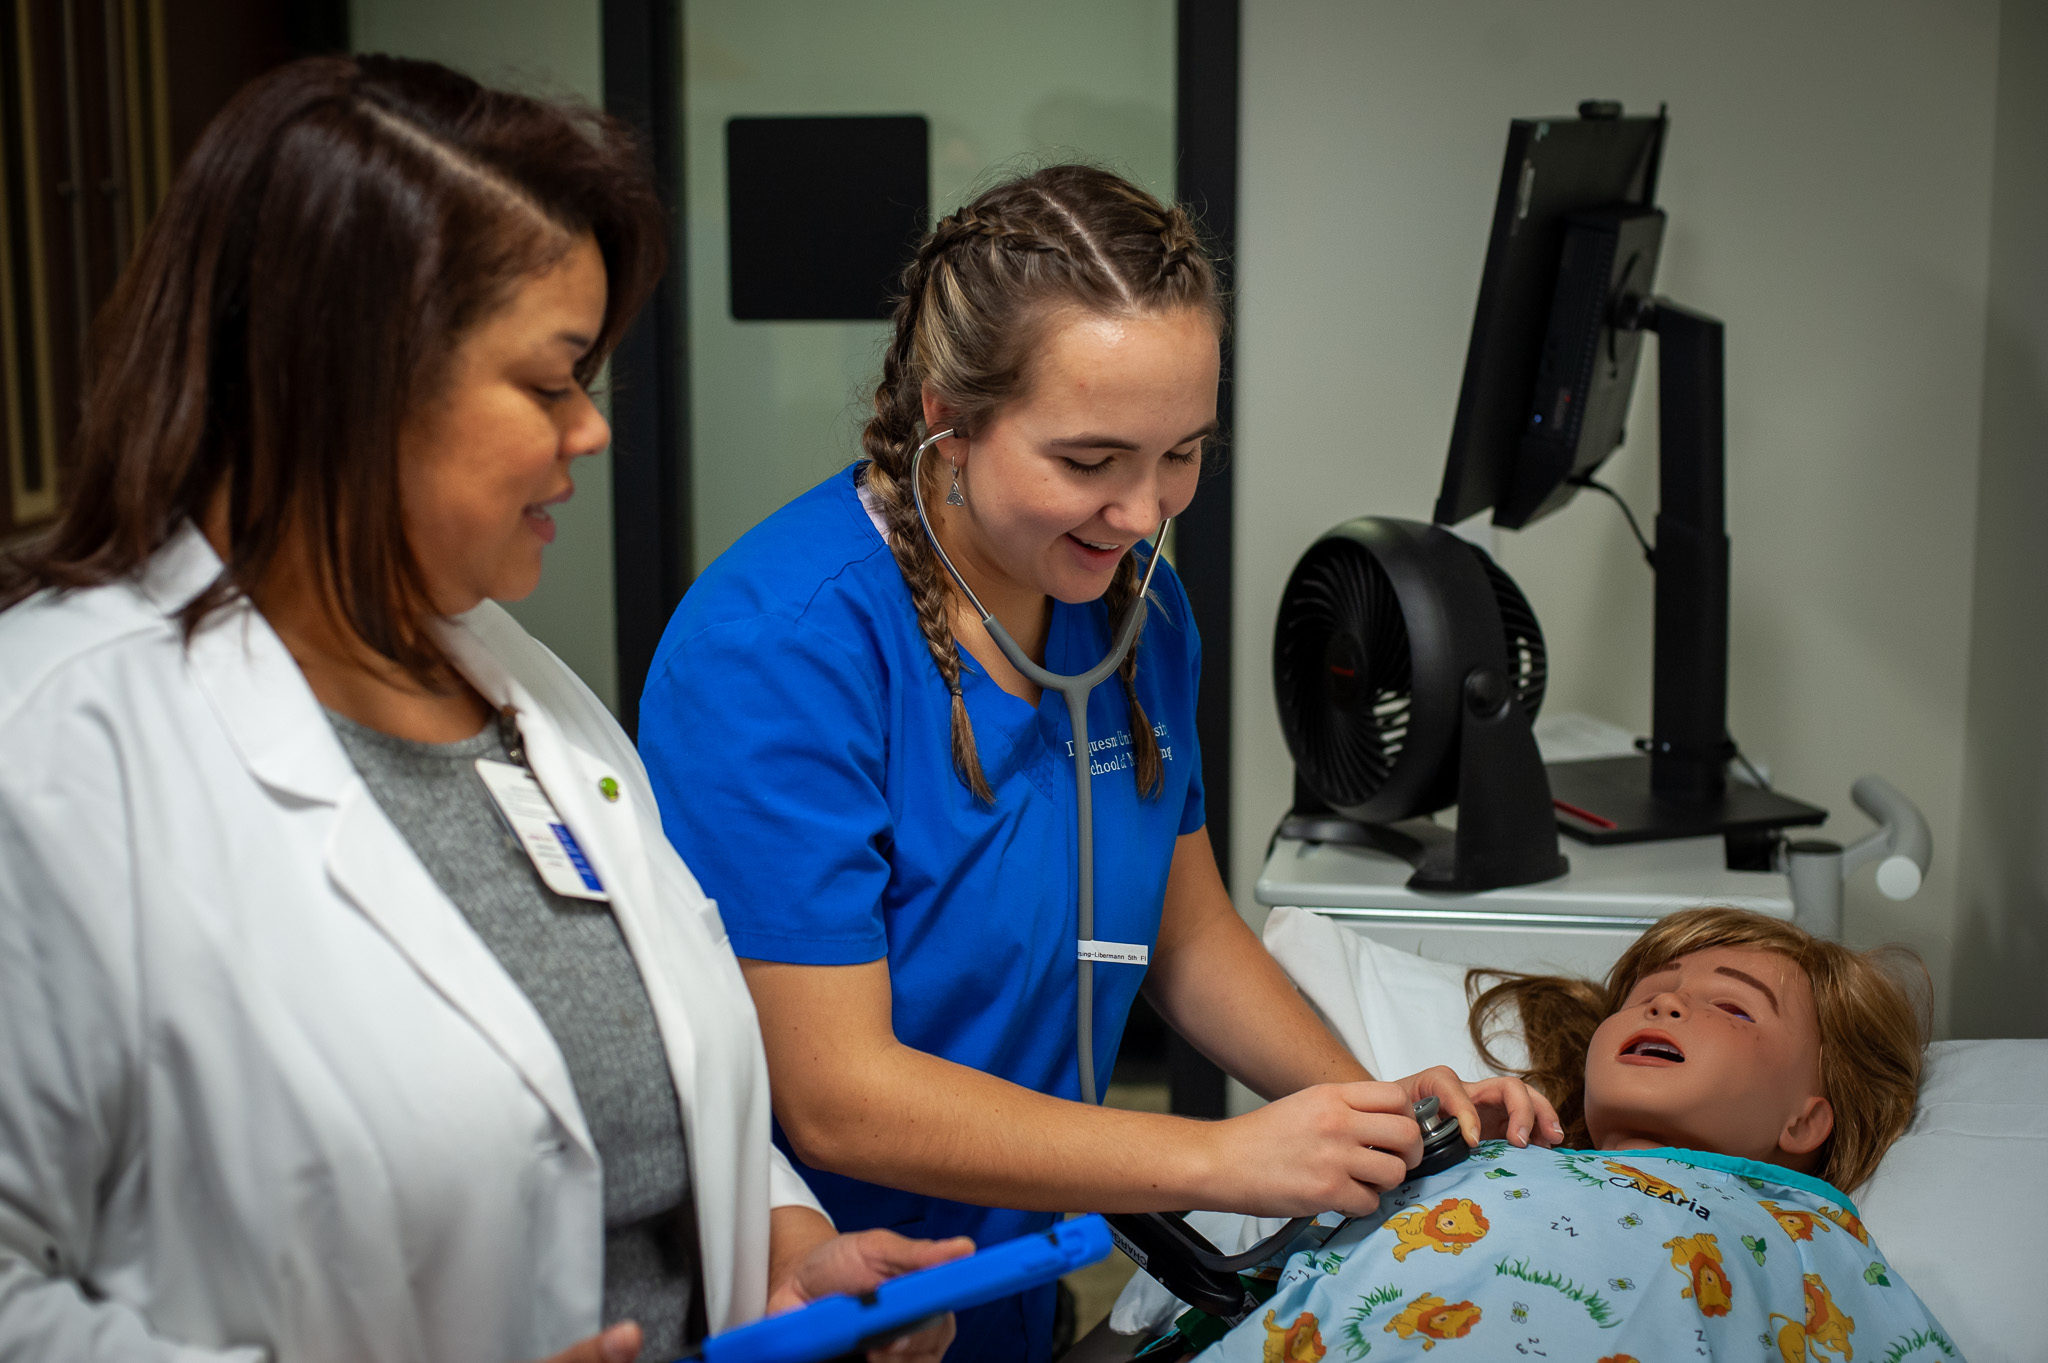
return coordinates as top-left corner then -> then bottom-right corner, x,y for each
912,433 -> 1337,1286
909,428 -> 1168,1105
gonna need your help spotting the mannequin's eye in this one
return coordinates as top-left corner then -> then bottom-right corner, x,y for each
1718,1002 -> 1753,1021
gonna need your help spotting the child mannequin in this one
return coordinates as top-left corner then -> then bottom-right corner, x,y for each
1176,909 -> 1959,1362
1469,904 -> 1926,1193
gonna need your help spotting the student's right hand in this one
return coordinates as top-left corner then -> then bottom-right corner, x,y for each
1208,1080 -> 1425,1217
530,1322 -> 642,1363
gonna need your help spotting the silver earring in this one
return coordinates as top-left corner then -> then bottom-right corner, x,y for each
946,460 -> 966,507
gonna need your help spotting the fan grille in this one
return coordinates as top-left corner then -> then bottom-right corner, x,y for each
1276,530 -> 1549,816
1470,543 -> 1548,719
1273,537 -> 1413,807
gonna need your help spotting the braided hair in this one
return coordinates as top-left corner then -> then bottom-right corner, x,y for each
860,165 -> 1221,803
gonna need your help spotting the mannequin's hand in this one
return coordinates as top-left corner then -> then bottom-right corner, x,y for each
767,1228 -> 972,1362
527,1322 -> 642,1363
1396,1066 -> 1564,1148
1206,1080 -> 1424,1218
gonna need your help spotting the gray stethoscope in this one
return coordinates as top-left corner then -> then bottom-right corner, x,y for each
911,431 -> 1448,1311
910,427 -> 1168,1106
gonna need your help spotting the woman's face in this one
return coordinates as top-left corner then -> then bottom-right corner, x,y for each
400,234 -> 610,615
927,306 -> 1220,608
1583,945 -> 1834,1168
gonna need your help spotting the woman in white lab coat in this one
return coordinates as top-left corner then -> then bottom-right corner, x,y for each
0,55 -> 957,1363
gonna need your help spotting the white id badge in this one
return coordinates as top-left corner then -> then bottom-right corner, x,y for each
475,759 -> 609,901
1076,940 -> 1149,966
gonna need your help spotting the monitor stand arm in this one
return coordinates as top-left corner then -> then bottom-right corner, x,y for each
1642,298 -> 1732,802
1543,299 -> 1828,850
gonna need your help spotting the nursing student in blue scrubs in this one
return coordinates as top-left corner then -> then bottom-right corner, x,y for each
639,166 -> 1561,1362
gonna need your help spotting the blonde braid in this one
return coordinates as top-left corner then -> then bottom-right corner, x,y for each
1154,203 -> 1206,288
1101,550 -> 1164,796
860,227 -> 996,802
1109,203 -> 1203,800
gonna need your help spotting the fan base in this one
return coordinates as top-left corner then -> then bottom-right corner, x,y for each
1273,813 -> 1570,893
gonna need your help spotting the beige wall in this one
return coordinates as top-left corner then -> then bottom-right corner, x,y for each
349,0 -> 620,712
1954,0 -> 2048,1038
1234,0 -> 2009,1035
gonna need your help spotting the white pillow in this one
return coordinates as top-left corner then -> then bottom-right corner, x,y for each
1857,1038 -> 2048,1363
1262,904 -> 1526,1081
1264,912 -> 2048,1363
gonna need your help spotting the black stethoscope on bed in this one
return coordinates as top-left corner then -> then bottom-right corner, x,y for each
910,429 -> 1469,1329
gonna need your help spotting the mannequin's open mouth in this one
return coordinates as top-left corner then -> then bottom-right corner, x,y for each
1619,1032 -> 1685,1064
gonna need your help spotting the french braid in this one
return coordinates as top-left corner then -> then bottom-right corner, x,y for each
860,166 -> 1222,803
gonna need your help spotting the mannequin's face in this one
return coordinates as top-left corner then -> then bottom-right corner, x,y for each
400,234 -> 611,614
1584,946 -> 1834,1169
924,307 -> 1219,609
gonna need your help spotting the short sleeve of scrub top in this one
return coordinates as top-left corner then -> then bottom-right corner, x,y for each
638,468 -> 1204,1363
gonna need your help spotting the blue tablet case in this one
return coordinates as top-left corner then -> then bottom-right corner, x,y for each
684,1214 -> 1113,1363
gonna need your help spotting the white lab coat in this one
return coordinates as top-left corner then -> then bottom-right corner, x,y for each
0,525 -> 824,1363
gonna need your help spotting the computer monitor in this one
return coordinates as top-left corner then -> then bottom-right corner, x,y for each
1434,106 -> 1667,530
1426,104 -> 1829,847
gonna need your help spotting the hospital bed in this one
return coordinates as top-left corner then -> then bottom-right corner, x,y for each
1070,809 -> 2045,1362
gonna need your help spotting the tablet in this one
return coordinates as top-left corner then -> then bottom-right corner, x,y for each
684,1214 -> 1113,1363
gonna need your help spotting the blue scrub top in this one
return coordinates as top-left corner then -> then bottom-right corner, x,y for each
639,467 -> 1204,1363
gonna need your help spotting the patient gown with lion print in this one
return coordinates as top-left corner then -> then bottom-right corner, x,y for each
1196,1143 -> 1959,1362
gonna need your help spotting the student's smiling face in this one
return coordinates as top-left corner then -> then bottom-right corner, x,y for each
1584,945 -> 1834,1170
923,306 -> 1219,610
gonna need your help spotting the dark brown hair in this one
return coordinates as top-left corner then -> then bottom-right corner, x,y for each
860,164 -> 1222,802
0,54 -> 664,681
1468,906 -> 1930,1192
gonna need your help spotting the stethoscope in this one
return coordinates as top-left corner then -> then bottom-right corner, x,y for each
911,429 -> 1458,1316
909,427 -> 1168,1107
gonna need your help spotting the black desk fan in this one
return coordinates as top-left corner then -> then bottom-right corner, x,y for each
1271,517 -> 1568,891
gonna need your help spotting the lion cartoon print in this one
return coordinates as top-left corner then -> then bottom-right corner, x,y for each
1381,1294 -> 1482,1351
1766,1274 -> 1856,1363
1801,1274 -> 1856,1360
1174,1145 -> 1951,1363
1384,1197 -> 1492,1263
1662,1232 -> 1734,1317
1757,1200 -> 1832,1243
1815,1204 -> 1871,1246
1260,1309 -> 1327,1363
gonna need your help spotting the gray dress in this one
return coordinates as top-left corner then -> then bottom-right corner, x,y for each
328,710 -> 702,1357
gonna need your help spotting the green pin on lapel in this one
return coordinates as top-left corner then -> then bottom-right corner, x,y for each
598,776 -> 620,802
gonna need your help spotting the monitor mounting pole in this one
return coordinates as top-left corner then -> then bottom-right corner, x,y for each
1643,298 -> 1730,802
1543,296 -> 1827,851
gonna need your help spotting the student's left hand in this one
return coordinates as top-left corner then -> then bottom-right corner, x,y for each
766,1227 -> 972,1362
1395,1066 -> 1565,1150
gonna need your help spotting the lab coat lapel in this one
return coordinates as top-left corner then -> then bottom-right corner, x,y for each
170,531 -> 358,807
323,790 -> 598,1161
438,607 -> 766,1331
169,545 -> 599,1162
431,612 -> 688,1156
